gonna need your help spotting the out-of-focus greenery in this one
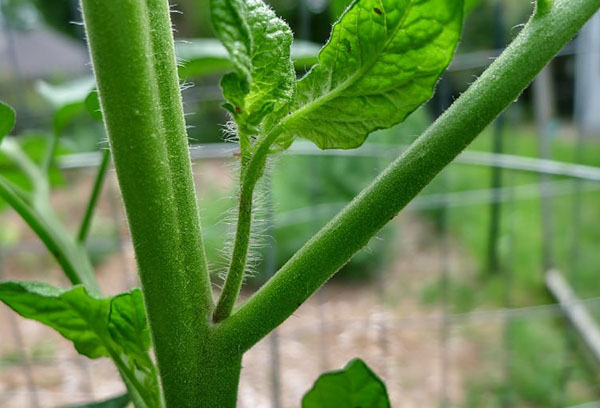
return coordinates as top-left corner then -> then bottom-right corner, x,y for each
420,117 -> 600,405
1,0 -> 82,38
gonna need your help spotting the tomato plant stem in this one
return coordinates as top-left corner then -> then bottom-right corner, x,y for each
214,158 -> 263,322
80,0 -> 214,405
215,0 -> 600,352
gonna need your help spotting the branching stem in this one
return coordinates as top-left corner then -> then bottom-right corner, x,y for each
215,0 -> 600,352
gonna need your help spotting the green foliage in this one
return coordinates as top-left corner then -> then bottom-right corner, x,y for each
210,0 -> 296,142
2,0 -> 599,406
85,91 -> 103,121
277,0 -> 463,149
37,78 -> 96,134
302,359 -> 391,408
0,101 -> 16,142
108,290 -> 152,366
0,282 -> 161,407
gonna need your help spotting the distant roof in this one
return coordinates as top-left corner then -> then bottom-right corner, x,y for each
0,28 -> 89,78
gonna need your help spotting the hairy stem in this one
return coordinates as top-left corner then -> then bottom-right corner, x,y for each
213,163 -> 260,322
77,149 -> 110,244
216,0 -> 600,352
80,0 -> 213,405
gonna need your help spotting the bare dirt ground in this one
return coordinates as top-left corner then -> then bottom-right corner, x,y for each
0,163 -> 499,407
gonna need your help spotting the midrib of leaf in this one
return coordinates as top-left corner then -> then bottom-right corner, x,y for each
273,0 -> 415,139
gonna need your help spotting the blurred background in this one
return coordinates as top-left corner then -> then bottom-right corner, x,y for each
1,0 -> 600,406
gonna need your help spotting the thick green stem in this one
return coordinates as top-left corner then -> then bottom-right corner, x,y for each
80,0 -> 213,405
77,149 -> 110,244
216,0 -> 600,352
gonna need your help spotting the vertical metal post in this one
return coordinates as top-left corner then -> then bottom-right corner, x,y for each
501,113 -> 516,408
311,155 -> 330,372
533,66 -> 555,273
298,0 -> 310,41
434,76 -> 452,408
264,170 -> 282,408
569,14 -> 598,286
487,1 -> 506,275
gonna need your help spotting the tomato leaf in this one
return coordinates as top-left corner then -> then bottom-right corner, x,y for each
108,289 -> 152,366
0,282 -> 112,358
302,359 -> 391,408
0,101 -> 16,143
279,0 -> 464,149
210,0 -> 296,138
0,282 -> 161,407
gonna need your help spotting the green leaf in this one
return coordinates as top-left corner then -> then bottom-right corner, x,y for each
210,0 -> 296,137
0,101 -> 16,142
0,282 -> 161,407
108,289 -> 151,366
281,0 -> 464,149
302,358 -> 391,408
62,393 -> 130,408
0,281 -> 111,358
85,91 -> 103,121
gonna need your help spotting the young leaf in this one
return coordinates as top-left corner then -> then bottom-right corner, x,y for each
279,0 -> 464,149
210,0 -> 296,137
62,393 -> 130,408
302,359 -> 391,408
0,101 -> 16,142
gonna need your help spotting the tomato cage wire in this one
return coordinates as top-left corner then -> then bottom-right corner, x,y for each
2,3 -> 600,408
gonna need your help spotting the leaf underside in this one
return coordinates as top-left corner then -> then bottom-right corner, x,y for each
302,358 -> 391,408
281,0 -> 464,149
